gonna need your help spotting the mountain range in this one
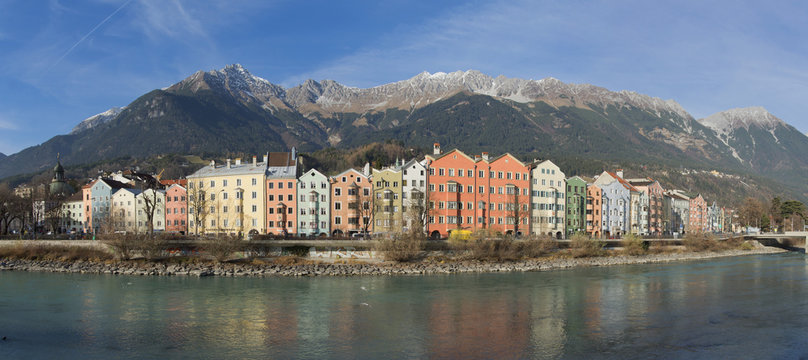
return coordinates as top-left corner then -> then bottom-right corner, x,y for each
2,64 -> 807,201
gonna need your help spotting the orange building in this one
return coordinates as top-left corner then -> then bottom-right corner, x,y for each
265,152 -> 299,236
329,168 -> 372,237
586,184 -> 602,238
425,144 -> 531,238
164,183 -> 187,233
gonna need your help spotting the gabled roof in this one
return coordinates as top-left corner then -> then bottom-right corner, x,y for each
425,148 -> 478,163
167,183 -> 186,191
605,171 -> 640,192
113,188 -> 142,196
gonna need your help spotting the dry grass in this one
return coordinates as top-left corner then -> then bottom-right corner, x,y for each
683,232 -> 721,252
374,230 -> 426,262
451,232 -> 558,262
519,234 -> 558,258
569,233 -> 606,258
0,244 -> 112,262
272,256 -> 316,266
621,233 -> 647,256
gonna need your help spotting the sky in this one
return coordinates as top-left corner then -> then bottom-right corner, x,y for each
1,0 -> 807,155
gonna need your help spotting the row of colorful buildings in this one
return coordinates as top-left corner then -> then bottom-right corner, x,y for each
53,144 -> 733,238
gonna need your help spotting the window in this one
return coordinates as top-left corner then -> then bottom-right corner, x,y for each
223,206 -> 228,213
268,195 -> 274,201
223,180 -> 228,187
268,182 -> 274,189
335,202 -> 342,210
222,192 -> 228,200
236,179 -> 241,186
252,191 -> 257,199
287,194 -> 293,201
335,188 -> 341,196
252,178 -> 257,186
210,180 -> 215,187
252,205 -> 257,212
300,182 -> 306,189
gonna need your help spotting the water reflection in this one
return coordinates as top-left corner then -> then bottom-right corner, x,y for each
2,253 -> 808,359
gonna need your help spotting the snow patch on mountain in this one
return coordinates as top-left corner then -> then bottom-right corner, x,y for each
71,107 -> 126,134
698,107 -> 786,137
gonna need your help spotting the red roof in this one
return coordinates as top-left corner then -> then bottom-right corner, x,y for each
606,171 -> 640,192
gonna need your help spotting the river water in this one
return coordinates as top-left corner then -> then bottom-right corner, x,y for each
2,253 -> 808,359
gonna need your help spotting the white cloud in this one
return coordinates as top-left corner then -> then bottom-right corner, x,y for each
0,115 -> 18,130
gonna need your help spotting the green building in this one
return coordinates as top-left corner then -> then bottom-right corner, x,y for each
565,176 -> 587,235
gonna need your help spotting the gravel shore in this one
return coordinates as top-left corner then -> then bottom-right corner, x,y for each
0,247 -> 788,278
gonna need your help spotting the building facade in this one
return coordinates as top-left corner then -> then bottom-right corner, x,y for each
165,184 -> 187,233
566,176 -> 587,236
425,145 -> 531,238
531,160 -> 566,238
330,168 -> 372,236
371,167 -> 403,234
585,184 -> 602,238
297,169 -> 330,236
688,194 -> 708,233
187,156 -> 269,235
265,152 -> 299,236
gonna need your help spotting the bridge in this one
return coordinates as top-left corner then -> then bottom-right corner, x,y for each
744,232 -> 808,252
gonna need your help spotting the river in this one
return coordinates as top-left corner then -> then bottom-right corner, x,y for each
2,253 -> 808,359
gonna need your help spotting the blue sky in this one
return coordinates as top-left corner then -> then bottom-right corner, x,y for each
1,0 -> 807,155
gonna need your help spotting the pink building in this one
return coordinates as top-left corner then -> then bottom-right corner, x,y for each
165,183 -> 187,233
689,194 -> 708,233
265,152 -> 299,236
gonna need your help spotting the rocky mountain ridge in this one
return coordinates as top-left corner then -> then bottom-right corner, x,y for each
3,65 -> 807,202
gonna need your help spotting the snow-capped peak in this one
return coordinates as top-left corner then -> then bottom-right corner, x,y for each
71,107 -> 125,134
699,106 -> 786,135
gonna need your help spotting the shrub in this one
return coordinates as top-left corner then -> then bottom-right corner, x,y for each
374,229 -> 425,262
569,233 -> 606,258
683,232 -> 717,252
739,242 -> 754,251
102,234 -> 140,260
519,234 -> 557,258
621,233 -> 647,256
139,234 -> 167,261
202,235 -> 244,263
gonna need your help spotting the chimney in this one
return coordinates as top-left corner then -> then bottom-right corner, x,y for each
481,152 -> 489,161
291,147 -> 297,160
433,142 -> 441,155
235,158 -> 241,166
226,159 -> 231,168
616,169 -> 624,179
210,160 -> 215,168
474,154 -> 481,161
252,156 -> 257,167
263,154 -> 268,163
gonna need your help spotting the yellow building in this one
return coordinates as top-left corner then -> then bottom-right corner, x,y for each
371,167 -> 404,234
187,157 -> 267,236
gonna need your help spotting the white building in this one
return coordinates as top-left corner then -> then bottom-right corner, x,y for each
399,159 -> 428,232
297,168 -> 330,236
531,160 -> 566,238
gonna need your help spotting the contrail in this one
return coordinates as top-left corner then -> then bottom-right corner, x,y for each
45,0 -> 134,75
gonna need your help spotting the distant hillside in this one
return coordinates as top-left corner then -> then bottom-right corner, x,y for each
1,65 -> 806,203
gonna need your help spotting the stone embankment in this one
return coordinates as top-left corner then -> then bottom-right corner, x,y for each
0,247 -> 786,278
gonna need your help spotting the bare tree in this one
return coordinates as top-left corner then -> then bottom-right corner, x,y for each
188,185 -> 208,236
0,183 -> 13,234
139,189 -> 161,236
407,188 -> 429,235
738,197 -> 764,230
508,185 -> 530,236
353,186 -> 373,234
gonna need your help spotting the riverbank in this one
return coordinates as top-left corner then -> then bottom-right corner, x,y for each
0,246 -> 788,277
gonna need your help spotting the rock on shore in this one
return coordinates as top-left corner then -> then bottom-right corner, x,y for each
0,248 -> 787,278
